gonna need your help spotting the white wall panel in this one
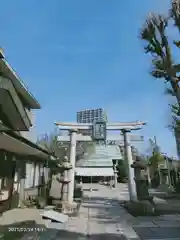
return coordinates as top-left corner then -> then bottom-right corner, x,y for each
34,164 -> 40,186
44,167 -> 49,183
25,163 -> 35,188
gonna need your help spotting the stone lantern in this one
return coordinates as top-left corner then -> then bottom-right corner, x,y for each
131,157 -> 153,201
58,155 -> 72,202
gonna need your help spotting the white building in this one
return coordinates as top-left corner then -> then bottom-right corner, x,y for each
0,49 -> 53,210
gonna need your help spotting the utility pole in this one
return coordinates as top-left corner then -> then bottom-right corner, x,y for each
154,136 -> 157,146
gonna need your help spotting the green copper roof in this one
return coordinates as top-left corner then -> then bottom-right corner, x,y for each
76,144 -> 122,167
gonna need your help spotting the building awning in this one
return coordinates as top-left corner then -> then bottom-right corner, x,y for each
0,132 -> 50,159
75,167 -> 114,177
0,53 -> 41,109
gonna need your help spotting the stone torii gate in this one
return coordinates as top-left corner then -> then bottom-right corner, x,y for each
55,121 -> 146,205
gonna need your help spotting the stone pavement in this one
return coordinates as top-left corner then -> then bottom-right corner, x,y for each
13,183 -> 138,239
58,183 -> 140,239
61,183 -> 180,240
2,183 -> 180,239
131,186 -> 180,240
132,214 -> 180,240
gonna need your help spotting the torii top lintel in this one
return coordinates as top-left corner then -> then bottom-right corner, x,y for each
54,121 -> 146,131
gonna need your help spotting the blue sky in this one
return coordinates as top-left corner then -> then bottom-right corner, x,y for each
1,0 -> 177,156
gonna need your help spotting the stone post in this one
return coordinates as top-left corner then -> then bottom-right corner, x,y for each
113,160 -> 118,188
122,130 -> 137,201
114,170 -> 118,188
67,129 -> 77,204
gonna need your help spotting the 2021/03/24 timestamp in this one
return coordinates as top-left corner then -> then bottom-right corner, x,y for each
8,227 -> 45,232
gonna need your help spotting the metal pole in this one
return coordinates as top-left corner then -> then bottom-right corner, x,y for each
67,129 -> 77,204
123,130 -> 137,201
154,136 -> 157,145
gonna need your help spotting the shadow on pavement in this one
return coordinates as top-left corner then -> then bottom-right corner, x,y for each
82,196 -> 130,225
149,188 -> 180,214
55,230 -> 136,239
134,226 -> 180,240
0,221 -> 45,240
0,224 -> 138,240
83,196 -> 119,207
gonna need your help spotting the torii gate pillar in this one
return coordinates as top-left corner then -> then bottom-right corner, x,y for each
68,129 -> 77,204
123,130 -> 137,201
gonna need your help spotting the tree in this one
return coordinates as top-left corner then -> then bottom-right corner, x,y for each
148,137 -> 164,164
141,1 -> 180,159
169,103 -> 180,134
116,160 -> 127,183
170,103 -> 180,128
148,152 -> 164,170
37,132 -> 59,156
170,103 -> 180,158
147,138 -> 164,186
37,131 -> 71,161
37,131 -> 70,201
37,131 -> 66,174
140,1 -> 180,105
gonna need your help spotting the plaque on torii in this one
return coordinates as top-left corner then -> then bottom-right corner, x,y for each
92,120 -> 107,143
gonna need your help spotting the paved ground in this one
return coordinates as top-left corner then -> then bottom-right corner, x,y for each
19,183 -> 139,239
61,183 -> 180,240
132,186 -> 180,240
60,183 -> 138,239
2,183 -> 180,239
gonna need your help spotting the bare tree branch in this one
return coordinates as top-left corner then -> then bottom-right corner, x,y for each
171,0 -> 180,29
141,9 -> 180,105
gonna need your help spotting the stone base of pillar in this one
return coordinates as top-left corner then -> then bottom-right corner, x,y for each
61,201 -> 78,214
18,200 -> 26,209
